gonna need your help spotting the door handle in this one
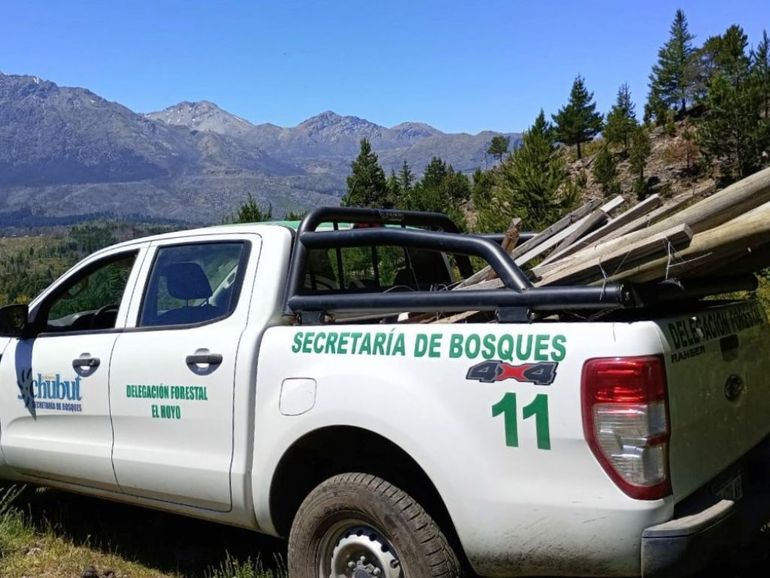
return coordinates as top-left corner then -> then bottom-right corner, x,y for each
186,353 -> 223,366
72,353 -> 101,375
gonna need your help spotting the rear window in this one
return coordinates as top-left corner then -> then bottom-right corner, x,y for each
302,246 -> 454,293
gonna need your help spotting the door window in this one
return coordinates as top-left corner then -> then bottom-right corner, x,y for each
139,242 -> 246,327
41,252 -> 138,333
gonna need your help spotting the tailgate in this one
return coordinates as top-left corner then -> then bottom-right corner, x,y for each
657,299 -> 770,501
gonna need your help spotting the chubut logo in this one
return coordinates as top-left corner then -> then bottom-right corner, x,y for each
17,373 -> 83,402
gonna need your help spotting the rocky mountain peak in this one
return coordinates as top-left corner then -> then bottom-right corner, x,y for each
146,100 -> 254,135
390,122 -> 442,139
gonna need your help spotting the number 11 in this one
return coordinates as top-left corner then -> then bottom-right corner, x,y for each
491,392 -> 551,450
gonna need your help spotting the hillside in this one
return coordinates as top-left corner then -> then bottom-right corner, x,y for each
566,122 -> 711,202
0,73 -> 519,225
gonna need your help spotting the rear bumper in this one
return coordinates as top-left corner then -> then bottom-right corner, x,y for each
642,435 -> 770,578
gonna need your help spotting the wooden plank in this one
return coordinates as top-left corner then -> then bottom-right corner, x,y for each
543,194 -> 662,264
455,218 -> 520,288
455,277 -> 504,291
514,196 -> 624,266
607,200 -> 770,283
600,185 -> 710,243
551,210 -> 610,254
430,311 -> 482,324
514,213 -> 594,265
536,225 -> 693,286
548,167 -> 770,276
532,192 -> 699,279
508,199 -> 601,260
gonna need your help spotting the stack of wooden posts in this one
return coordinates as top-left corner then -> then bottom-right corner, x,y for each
457,164 -> 770,293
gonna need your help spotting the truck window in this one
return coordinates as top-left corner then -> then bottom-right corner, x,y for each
303,246 -> 453,293
139,242 -> 246,327
42,252 -> 138,333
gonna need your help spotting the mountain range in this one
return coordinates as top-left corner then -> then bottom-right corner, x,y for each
0,73 -> 519,224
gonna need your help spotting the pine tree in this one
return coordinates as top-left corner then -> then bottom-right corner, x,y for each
592,144 -> 620,196
471,168 -> 495,208
698,26 -> 768,181
704,25 -> 751,86
753,30 -> 770,118
487,135 -> 511,162
552,75 -> 604,159
398,160 -> 414,194
648,9 -> 698,113
478,114 -> 570,232
531,109 -> 554,145
604,83 -> 638,153
699,75 -> 765,181
235,193 -> 272,223
341,138 -> 389,208
629,126 -> 652,199
644,88 -> 670,126
386,169 -> 401,207
283,210 -> 307,221
400,157 -> 469,227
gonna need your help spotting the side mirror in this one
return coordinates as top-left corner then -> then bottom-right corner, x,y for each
0,304 -> 30,338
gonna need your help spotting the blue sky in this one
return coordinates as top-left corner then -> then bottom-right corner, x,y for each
2,1 -> 768,133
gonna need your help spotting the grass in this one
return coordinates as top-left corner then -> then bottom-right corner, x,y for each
0,485 -> 286,578
1,481 -> 770,578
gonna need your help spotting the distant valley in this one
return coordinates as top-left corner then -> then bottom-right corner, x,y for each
0,73 -> 519,224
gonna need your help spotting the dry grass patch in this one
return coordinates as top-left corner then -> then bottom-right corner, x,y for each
0,486 -> 285,578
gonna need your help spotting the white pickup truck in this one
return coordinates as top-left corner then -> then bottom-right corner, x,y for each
0,207 -> 769,578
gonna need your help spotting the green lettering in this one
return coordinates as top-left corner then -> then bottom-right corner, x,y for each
338,332 -> 350,354
373,333 -> 386,355
428,333 -> 442,358
492,392 -> 518,447
414,334 -> 429,357
313,332 -> 325,353
516,334 -> 532,360
449,334 -> 463,358
498,334 -> 514,361
325,332 -> 339,354
482,334 -> 496,359
302,331 -> 314,354
551,335 -> 567,361
350,332 -> 363,352
393,333 -> 406,356
291,332 -> 302,353
522,394 -> 551,450
360,333 -> 372,354
465,334 -> 481,358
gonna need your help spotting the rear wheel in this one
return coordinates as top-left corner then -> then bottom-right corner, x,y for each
288,472 -> 462,578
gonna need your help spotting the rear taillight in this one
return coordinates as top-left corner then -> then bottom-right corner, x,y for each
581,356 -> 671,500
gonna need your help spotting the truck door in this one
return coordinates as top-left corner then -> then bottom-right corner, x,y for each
109,237 -> 255,511
0,249 -> 142,489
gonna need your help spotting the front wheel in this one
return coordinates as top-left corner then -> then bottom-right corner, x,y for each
288,472 -> 462,578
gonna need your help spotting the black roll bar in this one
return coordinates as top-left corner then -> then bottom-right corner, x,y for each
282,207 -> 630,323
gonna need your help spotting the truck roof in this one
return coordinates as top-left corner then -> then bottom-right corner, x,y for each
90,221 -> 295,257
97,219 -> 396,257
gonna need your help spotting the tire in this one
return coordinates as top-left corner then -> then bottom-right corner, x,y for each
288,472 -> 462,578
